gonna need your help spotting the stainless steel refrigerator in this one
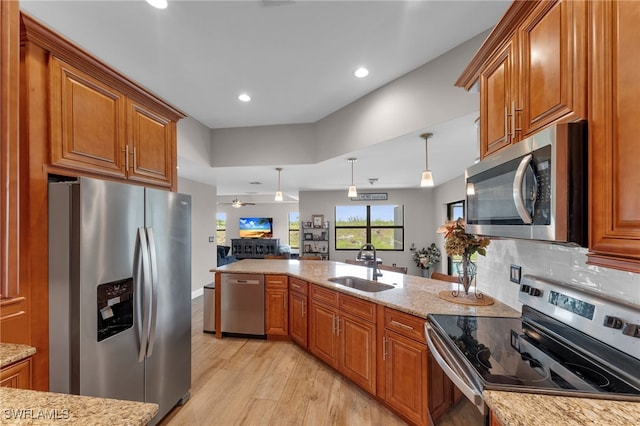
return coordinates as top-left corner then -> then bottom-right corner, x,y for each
48,177 -> 191,425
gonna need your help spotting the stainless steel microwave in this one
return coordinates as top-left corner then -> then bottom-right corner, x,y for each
465,122 -> 587,245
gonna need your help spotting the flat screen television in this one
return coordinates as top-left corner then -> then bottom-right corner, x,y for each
239,217 -> 273,238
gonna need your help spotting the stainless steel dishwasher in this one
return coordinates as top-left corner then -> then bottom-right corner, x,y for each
220,273 -> 265,337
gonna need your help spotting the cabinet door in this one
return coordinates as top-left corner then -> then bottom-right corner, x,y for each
518,0 -> 586,136
308,301 -> 339,369
0,358 -> 32,389
50,57 -> 126,177
265,288 -> 288,336
339,312 -> 376,395
126,99 -> 174,188
289,291 -> 308,347
428,351 -> 453,421
479,39 -> 517,158
382,330 -> 427,426
588,0 -> 640,271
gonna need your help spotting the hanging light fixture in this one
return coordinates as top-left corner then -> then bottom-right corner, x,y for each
420,132 -> 434,187
274,167 -> 283,201
347,158 -> 358,197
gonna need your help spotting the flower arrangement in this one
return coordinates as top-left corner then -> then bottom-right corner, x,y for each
439,218 -> 490,258
410,243 -> 441,269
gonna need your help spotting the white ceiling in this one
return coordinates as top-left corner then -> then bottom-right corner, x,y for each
21,0 -> 510,199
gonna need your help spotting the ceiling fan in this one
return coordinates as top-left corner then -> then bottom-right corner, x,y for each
231,198 -> 255,209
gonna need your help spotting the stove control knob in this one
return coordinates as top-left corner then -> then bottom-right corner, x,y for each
622,323 -> 640,338
603,315 -> 624,329
528,287 -> 543,297
520,285 -> 531,293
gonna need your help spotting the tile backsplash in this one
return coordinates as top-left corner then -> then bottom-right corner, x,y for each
476,239 -> 640,311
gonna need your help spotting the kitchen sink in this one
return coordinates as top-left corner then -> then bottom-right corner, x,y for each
328,276 -> 395,292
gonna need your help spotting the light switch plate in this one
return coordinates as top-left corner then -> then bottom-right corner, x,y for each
209,237 -> 214,243
510,264 -> 522,284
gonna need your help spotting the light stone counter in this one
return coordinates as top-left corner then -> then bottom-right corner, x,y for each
211,259 -> 520,318
484,390 -> 640,426
0,343 -> 36,368
1,344 -> 157,424
0,387 -> 158,425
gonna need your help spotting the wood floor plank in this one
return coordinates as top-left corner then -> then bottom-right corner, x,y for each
162,296 -> 447,426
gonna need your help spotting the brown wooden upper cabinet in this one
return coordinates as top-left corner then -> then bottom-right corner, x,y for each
49,57 -> 178,188
461,0 -> 587,159
587,0 -> 640,272
22,13 -> 184,190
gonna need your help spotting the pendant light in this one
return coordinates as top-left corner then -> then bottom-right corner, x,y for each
420,132 -> 434,187
347,158 -> 358,197
274,167 -> 283,201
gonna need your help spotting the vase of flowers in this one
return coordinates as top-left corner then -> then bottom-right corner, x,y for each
410,243 -> 441,278
440,219 -> 490,296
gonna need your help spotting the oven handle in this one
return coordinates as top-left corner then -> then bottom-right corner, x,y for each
425,323 -> 483,407
512,153 -> 533,224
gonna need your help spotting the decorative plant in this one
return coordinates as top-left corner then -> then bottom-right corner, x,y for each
438,218 -> 490,295
410,243 -> 441,269
439,218 -> 490,258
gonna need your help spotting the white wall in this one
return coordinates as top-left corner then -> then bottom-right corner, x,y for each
178,178 -> 217,294
177,116 -> 213,166
217,202 -> 300,248
299,188 -> 436,274
315,31 -> 487,162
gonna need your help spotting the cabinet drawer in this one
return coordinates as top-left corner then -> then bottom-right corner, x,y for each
339,293 -> 376,323
289,277 -> 308,295
384,308 -> 426,342
310,284 -> 338,307
266,275 -> 288,290
0,358 -> 32,389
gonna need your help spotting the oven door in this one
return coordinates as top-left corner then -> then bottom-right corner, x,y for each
425,321 -> 488,418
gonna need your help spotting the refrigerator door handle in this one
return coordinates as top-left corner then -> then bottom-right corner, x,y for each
146,227 -> 159,358
137,227 -> 152,363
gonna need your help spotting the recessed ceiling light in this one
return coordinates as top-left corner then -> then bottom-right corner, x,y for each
354,67 -> 369,78
238,93 -> 251,102
146,0 -> 168,9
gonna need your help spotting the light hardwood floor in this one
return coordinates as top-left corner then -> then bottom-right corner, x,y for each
160,297 -> 481,426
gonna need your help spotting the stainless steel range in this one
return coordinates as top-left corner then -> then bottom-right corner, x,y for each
425,275 -> 640,422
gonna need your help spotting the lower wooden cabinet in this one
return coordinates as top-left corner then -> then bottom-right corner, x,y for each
378,307 -> 454,425
0,357 -> 32,389
490,410 -> 504,426
265,275 -> 288,336
308,284 -> 377,395
289,278 -> 309,347
381,329 -> 428,425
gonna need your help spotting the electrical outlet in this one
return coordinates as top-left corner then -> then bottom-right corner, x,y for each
510,264 -> 522,284
209,237 -> 214,243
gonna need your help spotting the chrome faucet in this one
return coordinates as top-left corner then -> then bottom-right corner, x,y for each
357,243 -> 382,280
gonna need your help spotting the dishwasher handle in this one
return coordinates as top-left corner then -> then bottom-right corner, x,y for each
228,279 -> 261,285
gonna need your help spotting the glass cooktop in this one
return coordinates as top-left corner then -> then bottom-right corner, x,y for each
428,311 -> 640,400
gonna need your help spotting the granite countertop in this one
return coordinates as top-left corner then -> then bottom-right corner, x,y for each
484,390 -> 640,426
0,343 -> 37,368
211,259 -> 520,318
0,387 -> 158,425
1,343 -> 157,425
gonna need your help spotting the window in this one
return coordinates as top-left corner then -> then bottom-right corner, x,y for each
216,212 -> 226,245
289,212 -> 299,249
446,200 -> 464,274
335,205 -> 404,250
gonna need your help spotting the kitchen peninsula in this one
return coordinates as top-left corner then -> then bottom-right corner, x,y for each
211,259 -> 518,425
211,260 -> 640,426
